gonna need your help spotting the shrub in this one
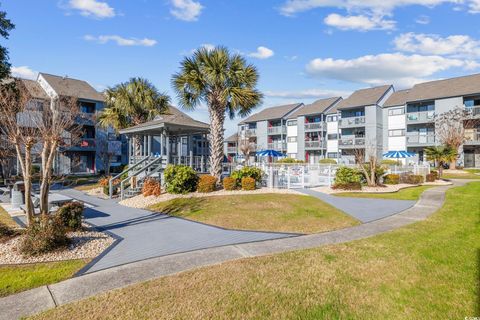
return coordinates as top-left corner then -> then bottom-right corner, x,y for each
99,176 -> 110,187
197,175 -> 217,193
19,216 -> 70,256
57,202 -> 84,231
100,176 -> 119,195
400,174 -> 424,184
331,182 -> 362,190
142,178 -> 161,197
223,177 -> 237,191
231,167 -> 263,187
0,222 -> 18,242
426,173 -> 436,182
164,165 -> 199,194
383,174 -> 400,185
381,159 -> 401,166
277,158 -> 304,164
241,177 -> 256,191
430,170 -> 439,180
334,167 -> 362,186
319,158 -> 337,164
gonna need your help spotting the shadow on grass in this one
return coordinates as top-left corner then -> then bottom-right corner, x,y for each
154,197 -> 206,216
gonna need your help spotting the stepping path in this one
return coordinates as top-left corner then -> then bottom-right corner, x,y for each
298,189 -> 416,223
0,181 -> 468,320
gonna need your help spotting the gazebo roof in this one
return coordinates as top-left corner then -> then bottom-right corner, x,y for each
119,106 -> 210,135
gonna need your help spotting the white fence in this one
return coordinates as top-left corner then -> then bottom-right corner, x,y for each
251,163 -> 430,189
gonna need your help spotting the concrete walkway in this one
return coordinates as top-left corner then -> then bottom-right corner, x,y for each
299,189 -> 416,222
0,181 -> 466,319
55,189 -> 298,273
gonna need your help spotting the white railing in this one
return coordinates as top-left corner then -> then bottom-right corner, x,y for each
338,137 -> 365,147
305,140 -> 326,149
267,126 -> 286,135
338,116 -> 365,127
304,122 -> 323,131
227,147 -> 237,153
406,111 -> 435,123
267,142 -> 287,150
406,133 -> 435,145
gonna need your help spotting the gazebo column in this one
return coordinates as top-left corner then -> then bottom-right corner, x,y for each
143,135 -> 147,157
128,136 -> 132,164
166,134 -> 170,164
147,134 -> 151,157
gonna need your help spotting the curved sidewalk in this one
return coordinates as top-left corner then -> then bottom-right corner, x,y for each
0,181 -> 465,320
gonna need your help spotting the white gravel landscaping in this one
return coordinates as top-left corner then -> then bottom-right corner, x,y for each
312,180 -> 451,194
85,187 -> 110,199
0,227 -> 114,265
119,188 -> 304,209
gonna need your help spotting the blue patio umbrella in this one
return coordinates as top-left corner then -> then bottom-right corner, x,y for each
256,149 -> 285,157
383,150 -> 416,159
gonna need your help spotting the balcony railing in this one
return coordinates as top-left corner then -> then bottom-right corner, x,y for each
338,116 -> 365,128
267,126 -> 286,135
305,140 -> 326,149
406,111 -> 435,123
465,131 -> 480,145
227,147 -> 237,153
406,133 -> 435,146
304,122 -> 324,131
338,136 -> 365,148
267,142 -> 286,150
245,128 -> 257,136
466,106 -> 480,117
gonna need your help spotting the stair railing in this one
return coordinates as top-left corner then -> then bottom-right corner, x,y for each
119,156 -> 164,200
109,156 -> 151,199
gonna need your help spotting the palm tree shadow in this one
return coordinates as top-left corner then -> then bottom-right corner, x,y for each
156,197 -> 206,216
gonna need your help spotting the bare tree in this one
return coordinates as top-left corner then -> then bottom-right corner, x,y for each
0,136 -> 15,181
435,107 -> 474,169
238,132 -> 255,165
97,138 -> 116,176
354,145 -> 379,187
35,96 -> 82,216
0,80 -> 38,223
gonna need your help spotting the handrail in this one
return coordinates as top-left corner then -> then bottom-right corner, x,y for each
109,156 -> 151,198
120,156 -> 164,200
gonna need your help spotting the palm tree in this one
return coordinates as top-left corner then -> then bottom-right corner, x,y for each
172,46 -> 263,181
425,145 -> 457,177
98,77 -> 170,155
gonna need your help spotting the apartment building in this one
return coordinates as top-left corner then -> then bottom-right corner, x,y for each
337,85 -> 394,164
15,73 -> 123,175
238,103 -> 304,161
285,97 -> 342,163
224,133 -> 238,162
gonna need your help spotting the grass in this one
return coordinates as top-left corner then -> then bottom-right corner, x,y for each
31,182 -> 480,320
442,169 -> 480,180
148,194 -> 359,234
0,260 -> 88,297
74,183 -> 100,191
0,205 -> 17,228
334,185 -> 433,200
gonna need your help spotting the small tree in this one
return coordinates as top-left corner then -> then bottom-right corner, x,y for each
354,148 -> 380,187
97,138 -> 115,176
238,131 -> 255,165
434,107 -> 474,169
0,80 -> 38,223
425,145 -> 457,177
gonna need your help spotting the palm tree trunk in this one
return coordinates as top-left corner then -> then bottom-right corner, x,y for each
209,106 -> 225,183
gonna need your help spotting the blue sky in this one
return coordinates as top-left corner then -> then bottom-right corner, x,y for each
4,0 -> 480,135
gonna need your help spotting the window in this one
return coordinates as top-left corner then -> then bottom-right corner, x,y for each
287,136 -> 297,142
407,101 -> 435,113
326,115 -> 338,122
287,120 -> 297,126
388,107 -> 405,116
327,134 -> 338,140
327,152 -> 338,158
388,129 -> 405,137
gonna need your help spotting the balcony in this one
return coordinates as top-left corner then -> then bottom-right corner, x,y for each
267,126 -> 286,135
304,122 -> 324,131
267,142 -> 286,151
76,112 -> 96,125
338,116 -> 365,128
63,138 -> 96,152
466,106 -> 480,118
245,128 -> 257,136
227,146 -> 237,153
406,111 -> 435,124
338,136 -> 365,148
305,140 -> 326,149
406,133 -> 435,146
464,130 -> 480,145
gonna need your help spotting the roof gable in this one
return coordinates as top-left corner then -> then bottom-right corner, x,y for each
287,97 -> 342,118
239,103 -> 303,123
39,73 -> 104,102
337,85 -> 392,110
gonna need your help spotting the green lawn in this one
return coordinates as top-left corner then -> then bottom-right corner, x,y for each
31,182 -> 480,319
0,260 -> 88,297
442,170 -> 480,179
74,183 -> 101,191
334,185 -> 433,200
148,194 -> 359,234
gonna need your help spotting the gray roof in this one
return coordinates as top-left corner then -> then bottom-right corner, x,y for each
287,97 -> 342,118
337,85 -> 392,110
384,89 -> 411,107
20,79 -> 50,100
406,73 -> 480,102
225,132 -> 238,142
119,106 -> 209,134
39,73 -> 104,102
239,103 -> 303,124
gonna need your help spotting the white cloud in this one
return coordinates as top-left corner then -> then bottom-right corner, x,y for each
265,88 -> 351,99
306,53 -> 478,88
170,0 -> 203,21
68,0 -> 115,18
248,46 -> 275,59
280,0 -> 459,16
415,15 -> 430,24
84,35 -> 157,47
324,13 -> 395,31
394,32 -> 480,58
11,66 -> 38,80
468,0 -> 480,12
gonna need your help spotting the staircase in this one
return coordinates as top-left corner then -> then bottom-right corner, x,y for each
109,156 -> 167,200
